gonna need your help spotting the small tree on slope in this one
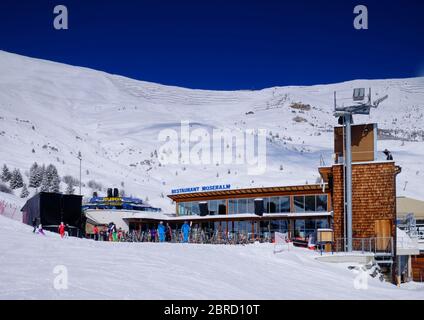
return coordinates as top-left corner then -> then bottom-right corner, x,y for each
65,181 -> 75,195
50,174 -> 61,193
29,162 -> 42,188
9,169 -> 24,189
40,172 -> 50,192
1,164 -> 12,182
20,183 -> 30,198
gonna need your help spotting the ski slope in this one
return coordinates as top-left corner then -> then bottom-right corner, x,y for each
0,215 -> 422,299
0,50 -> 423,211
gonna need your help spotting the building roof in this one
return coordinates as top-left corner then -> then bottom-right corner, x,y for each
397,197 -> 424,219
167,184 -> 328,202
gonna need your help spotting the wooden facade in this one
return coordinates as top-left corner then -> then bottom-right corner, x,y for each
334,124 -> 377,163
319,161 -> 401,242
412,255 -> 424,282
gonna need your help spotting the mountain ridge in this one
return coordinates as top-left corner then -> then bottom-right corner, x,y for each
0,50 -> 423,210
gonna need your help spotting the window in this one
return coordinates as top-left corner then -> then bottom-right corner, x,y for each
238,199 -> 247,214
269,197 -> 279,213
279,196 -> 290,213
191,202 -> 200,215
316,195 -> 328,212
178,202 -> 188,216
293,194 -> 328,213
305,219 -> 316,234
316,219 -> 329,229
295,220 -> 306,238
294,196 -> 305,213
305,196 -> 316,212
270,220 -> 289,233
263,198 -> 270,213
247,198 -> 254,213
208,200 -> 218,215
228,199 -> 237,215
217,200 -> 227,215
178,202 -> 201,215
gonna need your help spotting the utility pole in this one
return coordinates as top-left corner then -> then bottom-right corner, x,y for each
345,113 -> 353,252
334,88 -> 387,252
77,151 -> 82,195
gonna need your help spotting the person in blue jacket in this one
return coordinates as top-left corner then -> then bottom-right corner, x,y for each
157,221 -> 166,242
181,221 -> 191,243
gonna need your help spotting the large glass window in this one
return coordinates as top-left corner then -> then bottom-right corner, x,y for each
294,195 -> 328,213
316,195 -> 328,212
178,202 -> 188,215
263,198 -> 270,213
316,219 -> 329,229
191,202 -> 200,215
178,202 -> 201,215
295,220 -> 306,237
208,200 -> 218,215
294,196 -> 305,213
268,197 -> 279,213
228,199 -> 237,215
247,198 -> 254,214
270,220 -> 289,233
217,200 -> 227,215
305,196 -> 316,212
280,196 -> 290,213
238,199 -> 248,214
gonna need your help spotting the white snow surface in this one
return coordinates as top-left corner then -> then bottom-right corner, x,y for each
0,215 -> 423,300
0,50 -> 423,211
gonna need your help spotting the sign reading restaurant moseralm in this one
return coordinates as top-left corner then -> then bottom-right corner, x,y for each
171,184 -> 231,195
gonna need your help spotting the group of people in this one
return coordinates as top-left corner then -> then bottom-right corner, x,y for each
89,221 -> 192,243
58,222 -> 70,238
32,217 -> 45,235
92,222 -> 127,242
31,219 -> 70,238
155,221 -> 191,243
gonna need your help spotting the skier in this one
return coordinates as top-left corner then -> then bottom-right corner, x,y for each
166,223 -> 172,242
103,227 -> 109,241
108,222 -> 116,241
64,224 -> 70,238
32,217 -> 38,233
58,222 -> 65,239
118,227 -> 123,241
150,227 -> 156,242
157,221 -> 166,242
383,149 -> 393,160
36,224 -> 45,236
181,221 -> 191,243
93,225 -> 99,241
112,223 -> 118,242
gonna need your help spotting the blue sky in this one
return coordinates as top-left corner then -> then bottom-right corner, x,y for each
0,0 -> 423,90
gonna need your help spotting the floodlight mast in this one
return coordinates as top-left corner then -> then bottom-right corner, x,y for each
333,89 -> 387,252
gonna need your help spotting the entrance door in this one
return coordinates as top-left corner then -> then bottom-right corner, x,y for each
375,219 -> 392,251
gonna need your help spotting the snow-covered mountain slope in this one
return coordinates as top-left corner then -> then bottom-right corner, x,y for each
0,50 -> 423,211
0,215 -> 423,300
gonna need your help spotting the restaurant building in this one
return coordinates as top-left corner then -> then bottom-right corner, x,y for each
125,123 -> 400,248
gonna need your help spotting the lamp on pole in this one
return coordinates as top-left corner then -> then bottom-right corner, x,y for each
333,89 -> 387,252
77,151 -> 82,196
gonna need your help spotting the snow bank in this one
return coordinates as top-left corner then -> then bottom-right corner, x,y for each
0,191 -> 24,221
0,215 -> 423,299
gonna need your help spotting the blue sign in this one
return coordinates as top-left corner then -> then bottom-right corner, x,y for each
172,184 -> 231,194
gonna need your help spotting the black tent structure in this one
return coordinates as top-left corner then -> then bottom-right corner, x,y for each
21,192 -> 85,237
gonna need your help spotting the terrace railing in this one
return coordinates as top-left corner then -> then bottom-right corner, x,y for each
334,237 -> 394,256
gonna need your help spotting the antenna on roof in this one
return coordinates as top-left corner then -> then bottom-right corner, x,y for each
333,88 -> 388,253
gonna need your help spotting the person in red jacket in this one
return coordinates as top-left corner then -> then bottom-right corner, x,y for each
93,225 -> 99,241
58,222 -> 65,238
